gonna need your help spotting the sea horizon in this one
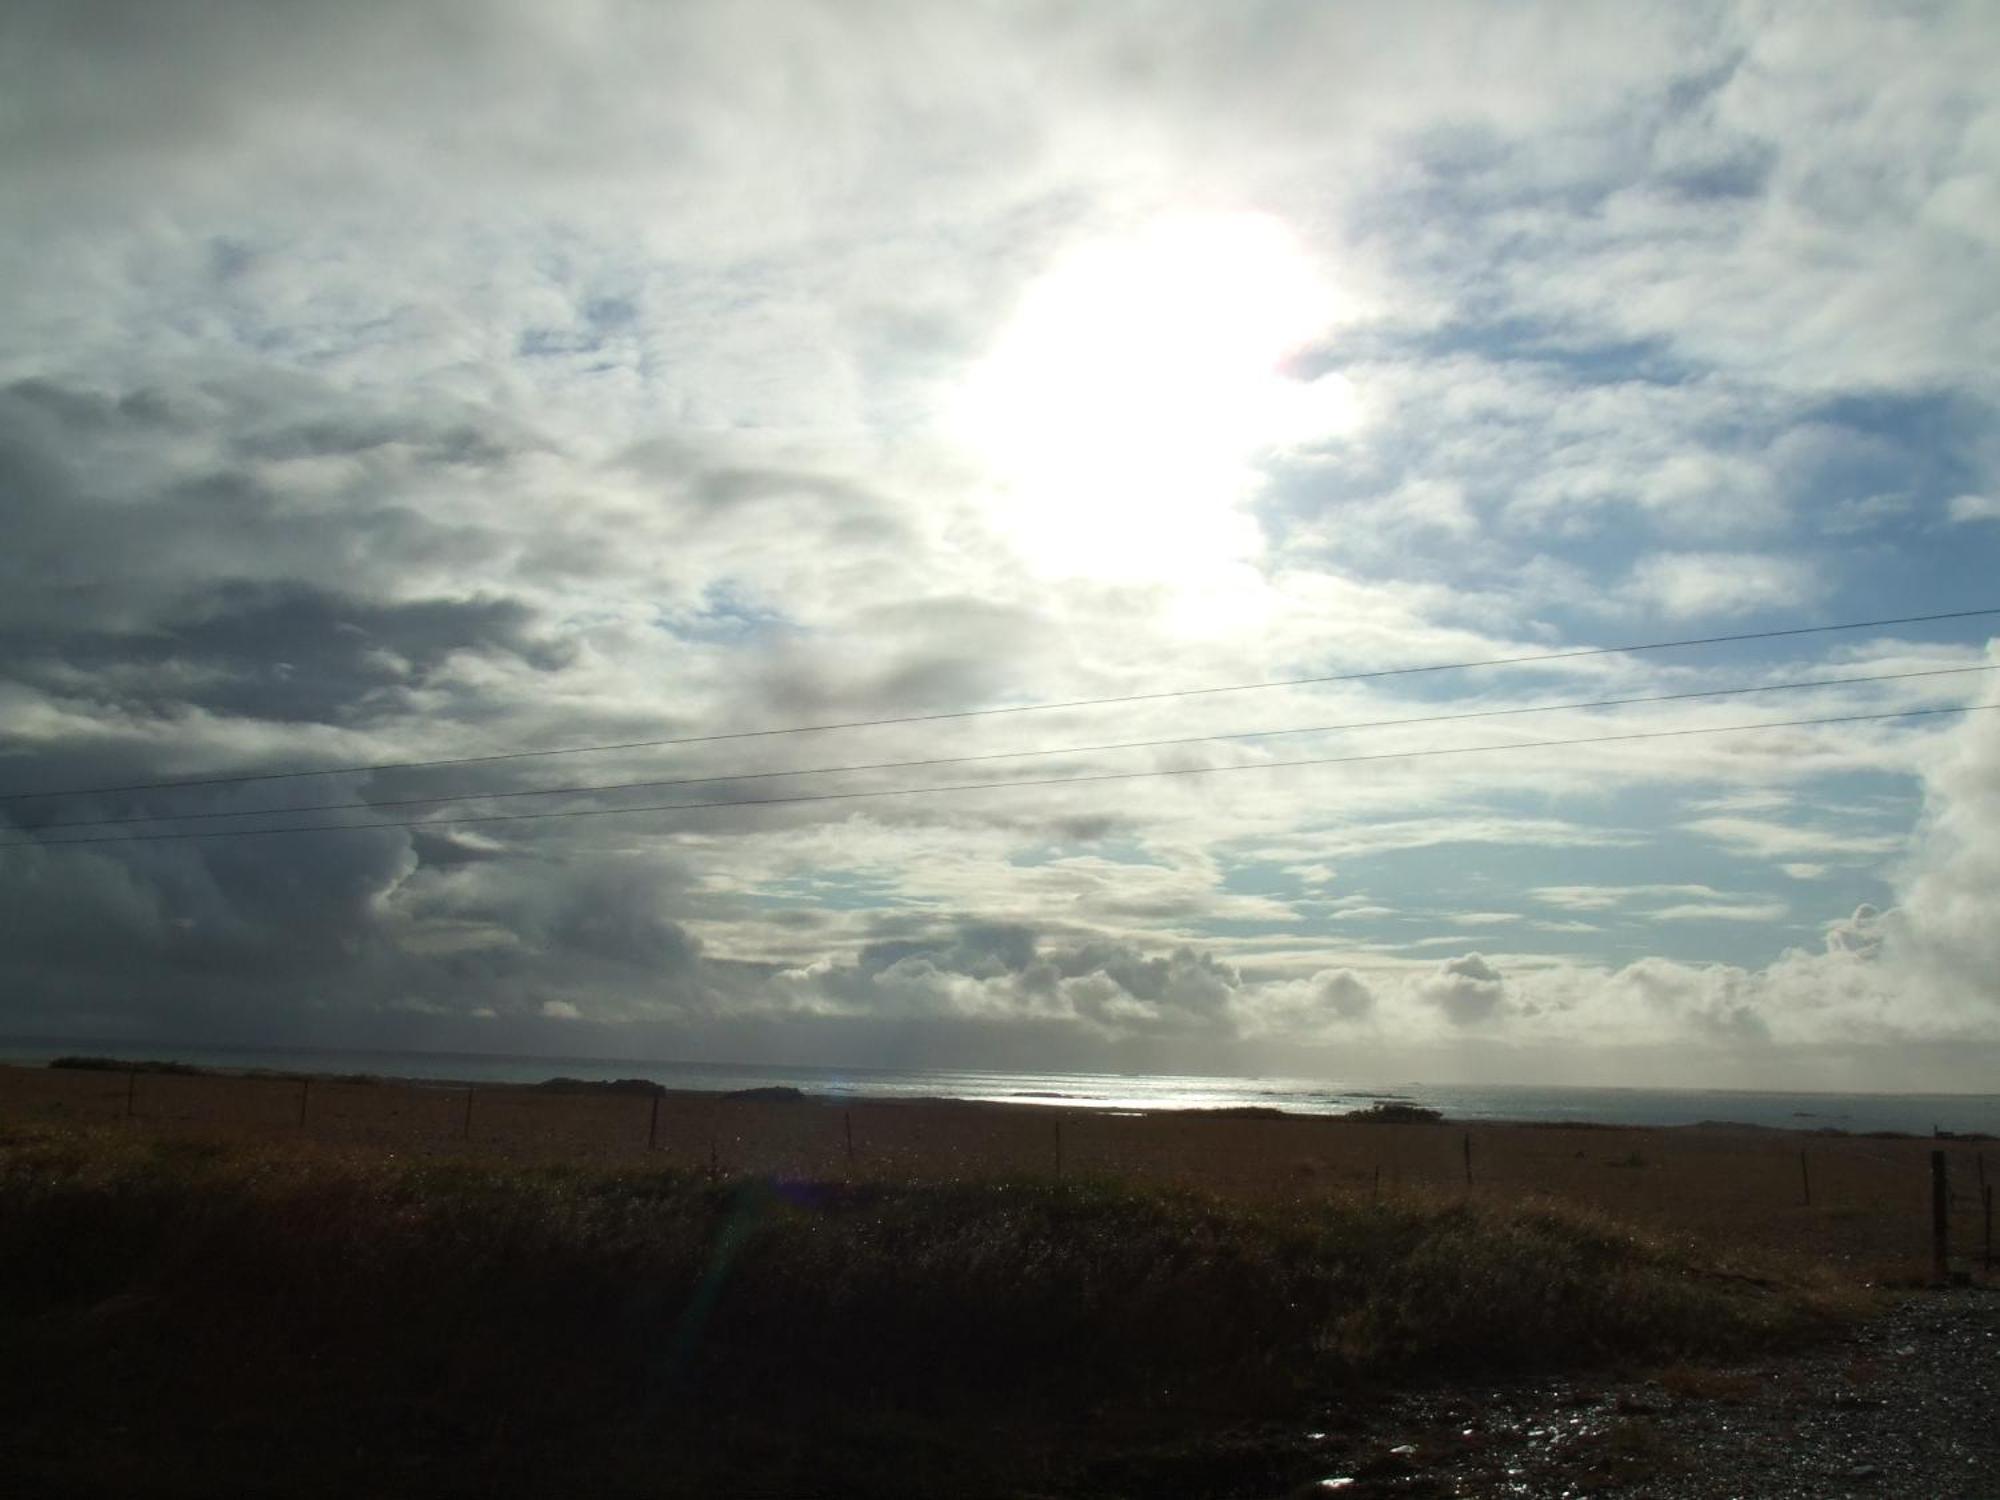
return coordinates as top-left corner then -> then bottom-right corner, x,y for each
3,1036 -> 1995,1137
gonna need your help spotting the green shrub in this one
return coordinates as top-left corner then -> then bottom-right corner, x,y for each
0,1123 -> 1859,1498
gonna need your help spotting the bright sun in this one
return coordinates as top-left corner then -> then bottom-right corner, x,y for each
954,213 -> 1356,617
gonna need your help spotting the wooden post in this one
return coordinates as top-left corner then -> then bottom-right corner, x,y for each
1462,1133 -> 1473,1189
1985,1183 -> 1994,1273
1799,1148 -> 1811,1207
647,1092 -> 660,1150
462,1088 -> 474,1142
1931,1150 -> 1949,1283
298,1078 -> 310,1130
844,1110 -> 855,1171
1054,1117 -> 1063,1180
125,1070 -> 137,1120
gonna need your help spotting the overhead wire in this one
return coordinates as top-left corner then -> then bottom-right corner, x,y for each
3,605 -> 1994,804
5,702 -> 1991,850
12,662 -> 1992,834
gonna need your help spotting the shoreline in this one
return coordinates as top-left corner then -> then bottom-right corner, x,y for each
16,1053 -> 1991,1141
5,1034 -> 1999,1098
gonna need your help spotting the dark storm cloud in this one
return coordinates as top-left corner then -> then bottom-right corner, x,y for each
810,919 -> 1244,1037
0,374 -> 581,855
0,376 -> 525,634
0,831 -> 730,1044
5,582 -> 561,730
544,867 -> 706,975
0,825 -> 415,1037
848,921 -> 1043,984
0,366 -> 641,1046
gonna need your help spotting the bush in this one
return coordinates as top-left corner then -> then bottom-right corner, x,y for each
0,1122 -> 1858,1498
1343,1101 -> 1444,1124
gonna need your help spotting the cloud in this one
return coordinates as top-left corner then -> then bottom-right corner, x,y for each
1313,968 -> 1377,1021
1644,900 -> 1790,923
1415,953 -> 1508,1026
0,1 -> 1995,1088
1624,551 -> 1816,619
1823,904 -> 1886,960
1948,494 -> 2000,523
773,922 -> 1249,1039
1532,884 -> 1722,911
1682,816 -> 1904,860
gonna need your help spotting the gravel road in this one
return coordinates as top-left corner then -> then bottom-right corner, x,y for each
1273,1287 -> 1998,1499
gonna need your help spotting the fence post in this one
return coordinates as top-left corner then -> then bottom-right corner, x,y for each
708,1132 -> 718,1182
647,1092 -> 660,1151
1799,1148 -> 1811,1207
298,1078 -> 310,1130
844,1110 -> 855,1172
1463,1133 -> 1473,1189
125,1070 -> 137,1120
1054,1117 -> 1063,1180
1985,1183 -> 1994,1274
1931,1150 -> 1949,1283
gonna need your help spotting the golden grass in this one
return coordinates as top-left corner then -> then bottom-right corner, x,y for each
4,1060 -> 1984,1282
0,1115 -> 1863,1497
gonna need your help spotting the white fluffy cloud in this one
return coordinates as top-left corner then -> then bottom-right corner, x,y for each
1626,552 -> 1816,620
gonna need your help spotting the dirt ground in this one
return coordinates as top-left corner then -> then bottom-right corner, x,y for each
1,1061 -> 1989,1282
1314,1285 -> 2000,1499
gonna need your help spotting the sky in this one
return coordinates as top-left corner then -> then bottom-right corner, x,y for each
2,1 -> 1999,1089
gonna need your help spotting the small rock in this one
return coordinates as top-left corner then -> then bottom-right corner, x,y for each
1849,1462 -> 1883,1480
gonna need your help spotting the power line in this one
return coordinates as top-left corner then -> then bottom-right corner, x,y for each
5,702 -> 1989,850
3,605 -> 1994,804
16,663 -> 1991,834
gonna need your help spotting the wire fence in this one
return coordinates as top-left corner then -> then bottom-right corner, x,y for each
1,1062 -> 1991,1279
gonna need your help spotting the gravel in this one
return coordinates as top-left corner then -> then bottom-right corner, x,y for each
1275,1287 -> 1999,1499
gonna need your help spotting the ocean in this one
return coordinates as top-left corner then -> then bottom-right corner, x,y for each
2,1038 -> 1994,1136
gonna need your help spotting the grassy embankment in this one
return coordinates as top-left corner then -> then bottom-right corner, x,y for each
0,1119 -> 1859,1497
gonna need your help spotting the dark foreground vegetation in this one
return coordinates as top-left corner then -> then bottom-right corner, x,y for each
0,1122 -> 1859,1498
49,1054 -> 206,1076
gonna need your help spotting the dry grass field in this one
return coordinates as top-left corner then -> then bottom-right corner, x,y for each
2,1060 -> 1987,1283
0,1099 -> 1869,1499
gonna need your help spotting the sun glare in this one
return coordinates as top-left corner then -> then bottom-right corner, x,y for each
955,213 -> 1356,614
